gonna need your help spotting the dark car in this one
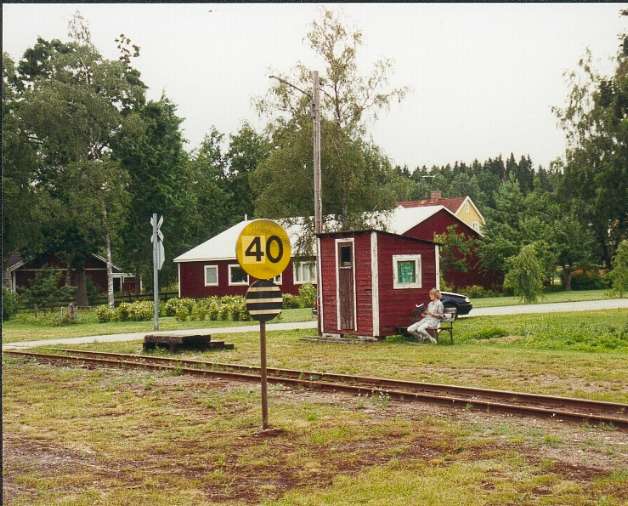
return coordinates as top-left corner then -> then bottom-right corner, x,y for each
440,291 -> 472,316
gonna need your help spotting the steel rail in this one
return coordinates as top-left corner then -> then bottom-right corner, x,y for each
54,349 -> 627,417
5,349 -> 628,429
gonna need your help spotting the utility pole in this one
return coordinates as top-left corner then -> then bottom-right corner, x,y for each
312,71 -> 323,336
269,72 -> 324,335
312,71 -> 322,236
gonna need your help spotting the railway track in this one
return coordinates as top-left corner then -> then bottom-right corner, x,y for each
5,349 -> 628,429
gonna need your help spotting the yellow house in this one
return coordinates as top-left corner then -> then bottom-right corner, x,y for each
398,191 -> 486,233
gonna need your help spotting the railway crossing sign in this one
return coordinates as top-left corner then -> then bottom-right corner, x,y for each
246,280 -> 283,322
235,219 -> 291,280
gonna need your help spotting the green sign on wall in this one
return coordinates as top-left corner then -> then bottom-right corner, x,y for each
397,260 -> 416,284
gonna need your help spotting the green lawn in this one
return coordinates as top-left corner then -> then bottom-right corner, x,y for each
3,358 -> 627,505
472,289 -> 618,308
2,307 -> 315,343
41,309 -> 628,403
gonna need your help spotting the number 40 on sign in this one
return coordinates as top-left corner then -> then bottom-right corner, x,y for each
235,220 -> 292,280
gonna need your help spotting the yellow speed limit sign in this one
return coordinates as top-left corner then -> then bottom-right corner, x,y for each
236,220 -> 292,280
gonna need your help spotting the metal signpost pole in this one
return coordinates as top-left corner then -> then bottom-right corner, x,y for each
259,320 -> 269,429
152,213 -> 159,331
237,220 -> 291,431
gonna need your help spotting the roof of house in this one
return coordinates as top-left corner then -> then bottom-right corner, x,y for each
398,195 -> 486,225
398,197 -> 466,213
6,253 -> 125,273
174,205 -> 455,263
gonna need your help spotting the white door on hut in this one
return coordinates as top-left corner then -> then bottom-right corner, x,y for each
335,238 -> 356,330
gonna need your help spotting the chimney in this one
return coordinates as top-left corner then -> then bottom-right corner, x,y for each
430,191 -> 442,199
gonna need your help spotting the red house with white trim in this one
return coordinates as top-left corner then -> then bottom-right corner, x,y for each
174,201 -> 487,299
174,220 -> 317,298
317,230 -> 439,338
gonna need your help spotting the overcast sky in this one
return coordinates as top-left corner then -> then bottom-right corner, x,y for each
3,3 -> 626,169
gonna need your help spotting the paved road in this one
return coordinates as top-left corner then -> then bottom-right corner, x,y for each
3,299 -> 626,350
3,321 -> 318,350
471,298 -> 628,317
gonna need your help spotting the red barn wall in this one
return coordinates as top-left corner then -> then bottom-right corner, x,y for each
319,232 -> 373,336
376,233 -> 436,336
179,258 -> 308,298
402,209 -> 494,290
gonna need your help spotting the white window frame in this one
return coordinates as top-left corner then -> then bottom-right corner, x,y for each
293,260 -> 317,285
228,264 -> 249,286
204,265 -> 219,287
392,254 -> 422,289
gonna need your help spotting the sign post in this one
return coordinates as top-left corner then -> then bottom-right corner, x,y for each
236,219 -> 291,430
150,213 -> 165,331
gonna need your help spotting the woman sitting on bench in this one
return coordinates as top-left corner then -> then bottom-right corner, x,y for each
407,288 -> 444,343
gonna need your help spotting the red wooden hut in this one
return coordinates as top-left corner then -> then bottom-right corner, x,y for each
317,230 -> 439,338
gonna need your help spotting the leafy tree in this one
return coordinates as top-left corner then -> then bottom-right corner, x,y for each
477,180 -> 525,275
185,129 -> 233,246
504,244 -> 544,303
2,53 -> 45,268
553,12 -> 628,266
550,212 -> 595,290
224,122 -> 271,221
5,14 -> 146,305
434,225 -> 478,274
252,9 -> 406,245
113,96 -> 190,287
608,239 -> 628,297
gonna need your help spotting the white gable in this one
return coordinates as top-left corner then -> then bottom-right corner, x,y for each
174,205 -> 445,263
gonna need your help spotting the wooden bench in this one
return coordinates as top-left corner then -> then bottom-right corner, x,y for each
427,307 -> 456,344
397,306 -> 456,344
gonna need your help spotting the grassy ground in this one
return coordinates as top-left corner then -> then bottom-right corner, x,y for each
40,309 -> 628,403
472,289 -> 617,308
3,358 -> 627,505
2,308 -> 315,343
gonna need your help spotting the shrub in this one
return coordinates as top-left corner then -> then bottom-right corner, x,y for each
570,270 -> 608,290
127,301 -> 153,321
175,307 -> 188,322
504,245 -> 544,303
2,288 -> 18,321
298,283 -> 316,308
19,269 -> 76,310
117,303 -> 131,321
283,294 -> 301,309
608,240 -> 628,297
95,305 -> 116,323
164,297 -> 195,317
459,285 -> 498,299
473,327 -> 508,340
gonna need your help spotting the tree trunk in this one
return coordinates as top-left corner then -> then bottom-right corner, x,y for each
103,207 -> 115,308
65,263 -> 72,286
561,268 -> 573,291
76,268 -> 89,306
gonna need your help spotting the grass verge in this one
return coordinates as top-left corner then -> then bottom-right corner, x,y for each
2,307 -> 314,343
3,359 -> 627,505
472,289 -> 620,308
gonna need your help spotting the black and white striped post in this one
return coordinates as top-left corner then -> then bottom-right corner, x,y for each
245,279 -> 283,429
